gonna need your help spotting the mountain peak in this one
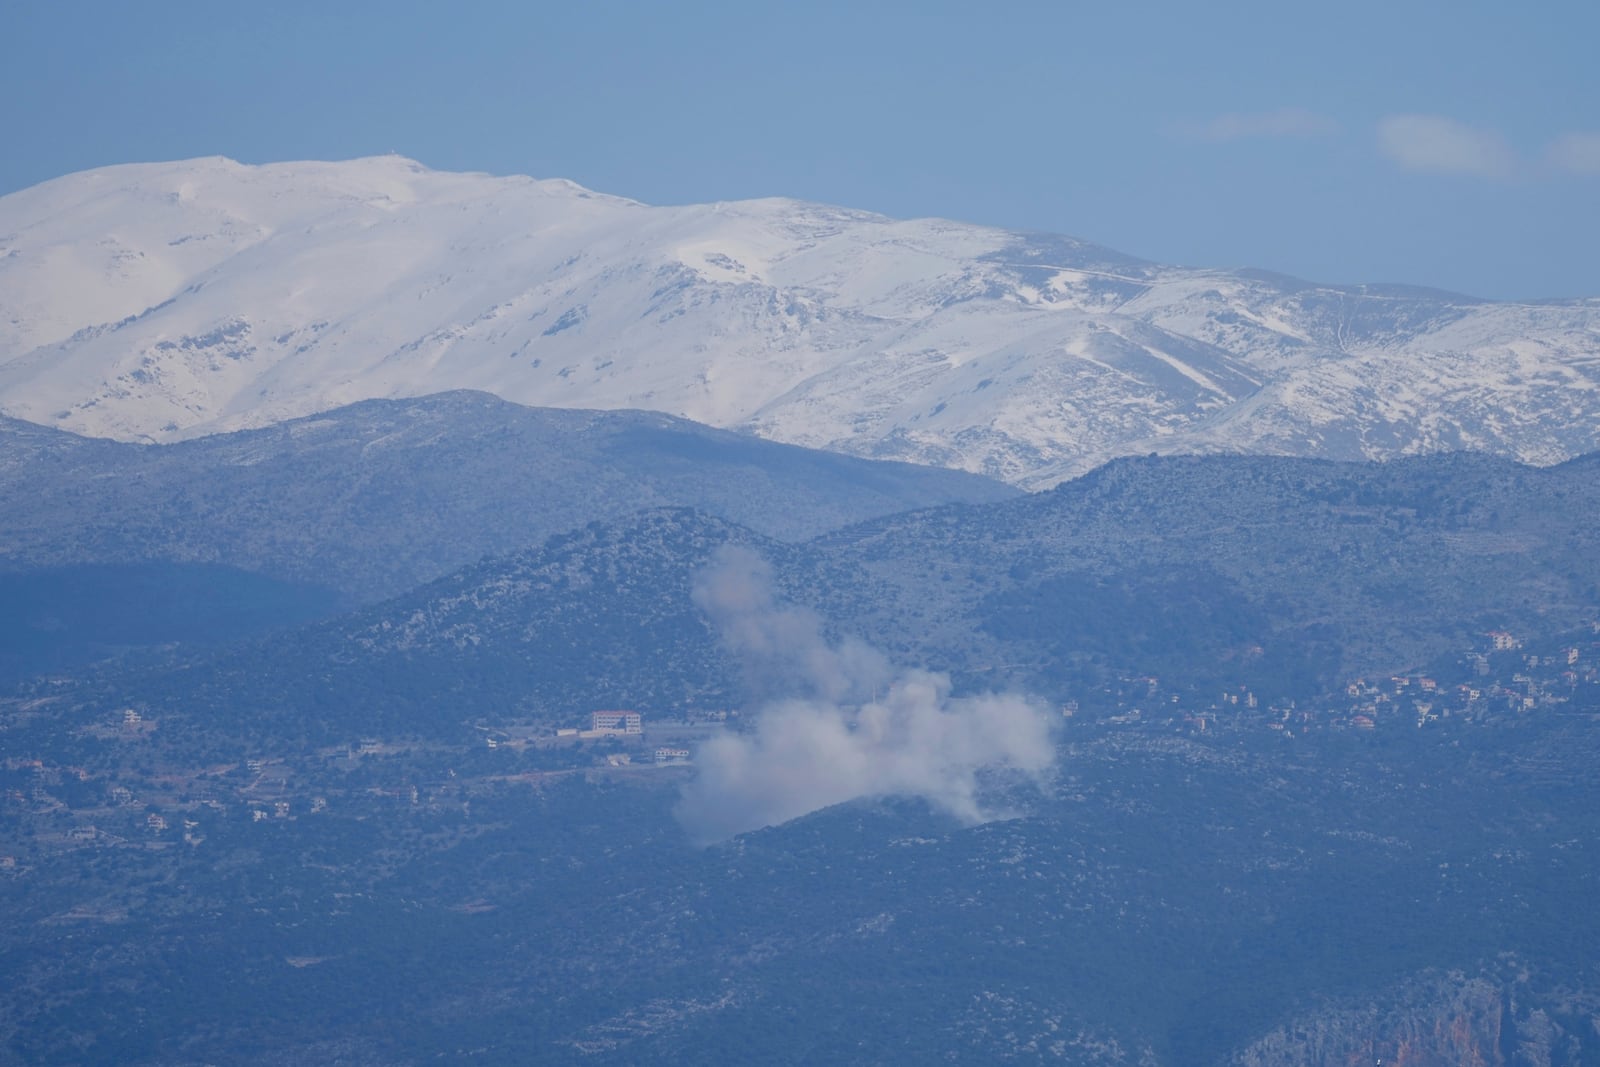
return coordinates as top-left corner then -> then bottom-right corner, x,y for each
1,157 -> 1597,487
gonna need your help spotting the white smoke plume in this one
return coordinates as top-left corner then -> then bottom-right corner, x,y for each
676,546 -> 1057,843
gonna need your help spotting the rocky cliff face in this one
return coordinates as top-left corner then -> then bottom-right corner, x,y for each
1234,968 -> 1599,1066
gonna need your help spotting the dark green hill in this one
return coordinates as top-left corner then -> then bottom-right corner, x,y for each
0,391 -> 1017,602
0,562 -> 339,684
133,509 -> 785,747
819,450 -> 1600,692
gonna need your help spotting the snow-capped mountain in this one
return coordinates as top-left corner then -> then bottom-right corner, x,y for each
2,155 -> 1597,488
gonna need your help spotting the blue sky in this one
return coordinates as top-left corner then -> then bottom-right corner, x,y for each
4,1 -> 1598,299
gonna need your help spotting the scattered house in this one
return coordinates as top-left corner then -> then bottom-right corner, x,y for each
274,801 -> 291,818
245,758 -> 264,774
357,739 -> 383,756
654,747 -> 691,765
251,808 -> 269,822
1488,631 -> 1520,651
146,813 -> 168,832
311,797 -> 328,813
122,708 -> 142,727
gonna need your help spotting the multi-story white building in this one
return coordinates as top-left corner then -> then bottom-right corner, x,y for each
591,710 -> 642,735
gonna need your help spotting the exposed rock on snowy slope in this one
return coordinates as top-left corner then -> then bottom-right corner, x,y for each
1,156 -> 1596,487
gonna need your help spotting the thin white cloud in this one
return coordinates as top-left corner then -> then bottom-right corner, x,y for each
1185,109 -> 1598,182
1546,131 -> 1600,176
1183,107 -> 1339,143
1376,114 -> 1517,179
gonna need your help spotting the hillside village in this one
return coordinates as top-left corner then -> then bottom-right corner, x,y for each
4,623 -> 1597,879
1068,623 -> 1600,739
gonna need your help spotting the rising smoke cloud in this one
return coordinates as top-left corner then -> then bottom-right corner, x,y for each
675,546 -> 1057,844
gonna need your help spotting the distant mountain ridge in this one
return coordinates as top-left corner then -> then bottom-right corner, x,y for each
0,390 -> 1014,600
2,155 -> 1597,487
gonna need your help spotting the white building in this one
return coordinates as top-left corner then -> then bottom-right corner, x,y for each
591,710 -> 642,735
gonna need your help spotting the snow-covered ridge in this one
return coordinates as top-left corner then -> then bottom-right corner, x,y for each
2,155 -> 1597,487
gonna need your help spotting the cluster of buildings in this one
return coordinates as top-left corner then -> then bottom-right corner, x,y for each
4,700 -> 709,866
1064,626 -> 1600,739
1327,631 -> 1597,731
545,711 -> 695,766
